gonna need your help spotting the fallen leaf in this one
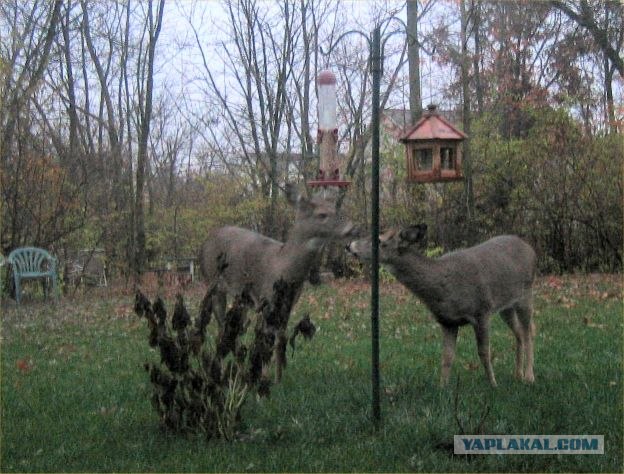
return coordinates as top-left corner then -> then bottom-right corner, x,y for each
57,344 -> 76,358
587,323 -> 606,329
114,304 -> 133,318
583,317 -> 606,329
463,361 -> 480,371
558,295 -> 576,309
16,358 -> 33,373
547,276 -> 563,289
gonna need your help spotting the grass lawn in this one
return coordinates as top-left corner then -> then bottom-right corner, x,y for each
1,274 -> 622,472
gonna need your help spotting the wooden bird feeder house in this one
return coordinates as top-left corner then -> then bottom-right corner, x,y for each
400,104 -> 467,183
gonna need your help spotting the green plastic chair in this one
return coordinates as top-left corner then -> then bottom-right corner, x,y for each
8,247 -> 59,305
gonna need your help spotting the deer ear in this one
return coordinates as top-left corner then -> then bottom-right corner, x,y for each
296,195 -> 315,214
380,229 -> 397,242
286,185 -> 316,213
285,183 -> 299,205
399,224 -> 427,244
415,223 -> 428,240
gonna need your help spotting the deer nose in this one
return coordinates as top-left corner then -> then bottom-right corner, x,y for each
346,242 -> 357,256
342,224 -> 361,239
340,222 -> 355,238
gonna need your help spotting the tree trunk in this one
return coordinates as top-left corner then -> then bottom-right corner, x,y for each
407,0 -> 422,124
135,0 -> 165,277
299,0 -> 315,182
267,153 -> 278,238
604,56 -> 616,133
602,3 -> 617,133
61,3 -> 79,161
472,0 -> 484,116
460,0 -> 475,226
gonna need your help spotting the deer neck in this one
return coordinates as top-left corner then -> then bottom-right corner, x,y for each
386,252 -> 444,303
276,226 -> 322,284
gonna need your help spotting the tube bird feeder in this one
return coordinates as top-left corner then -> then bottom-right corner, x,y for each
308,70 -> 350,188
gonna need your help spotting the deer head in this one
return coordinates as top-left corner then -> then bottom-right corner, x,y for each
285,184 -> 355,248
347,223 -> 428,261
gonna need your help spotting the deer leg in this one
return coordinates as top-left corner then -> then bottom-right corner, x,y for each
213,289 -> 228,328
473,319 -> 497,387
515,301 -> 535,383
500,308 -> 524,380
440,324 -> 458,387
274,331 -> 287,383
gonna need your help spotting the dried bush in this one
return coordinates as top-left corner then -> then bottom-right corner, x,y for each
134,277 -> 315,440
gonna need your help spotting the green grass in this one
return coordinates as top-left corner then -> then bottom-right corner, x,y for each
1,275 -> 622,472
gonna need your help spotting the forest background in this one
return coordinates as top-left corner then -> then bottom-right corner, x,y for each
0,0 -> 622,282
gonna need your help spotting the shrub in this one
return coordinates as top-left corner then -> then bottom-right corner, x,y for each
134,278 -> 315,440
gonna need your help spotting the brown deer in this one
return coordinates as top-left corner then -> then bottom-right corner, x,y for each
199,185 -> 354,381
347,224 -> 536,387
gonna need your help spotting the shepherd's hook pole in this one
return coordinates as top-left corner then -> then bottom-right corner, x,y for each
370,25 -> 382,429
321,18 -> 400,430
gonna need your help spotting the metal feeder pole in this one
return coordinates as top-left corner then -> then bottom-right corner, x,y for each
318,19 -> 403,429
370,26 -> 381,428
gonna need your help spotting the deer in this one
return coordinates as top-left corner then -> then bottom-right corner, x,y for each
199,184 -> 354,382
347,224 -> 536,387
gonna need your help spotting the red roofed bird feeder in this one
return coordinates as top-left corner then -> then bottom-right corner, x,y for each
400,104 -> 467,183
308,70 -> 350,188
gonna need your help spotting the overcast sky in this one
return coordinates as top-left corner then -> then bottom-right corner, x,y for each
156,0 -> 457,118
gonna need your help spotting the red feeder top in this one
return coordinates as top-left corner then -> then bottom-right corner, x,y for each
317,69 -> 337,86
400,104 -> 467,142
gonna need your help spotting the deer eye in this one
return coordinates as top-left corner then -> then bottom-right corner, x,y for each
316,212 -> 328,219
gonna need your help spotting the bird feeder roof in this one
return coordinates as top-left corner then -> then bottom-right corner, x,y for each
317,69 -> 337,85
399,104 -> 467,142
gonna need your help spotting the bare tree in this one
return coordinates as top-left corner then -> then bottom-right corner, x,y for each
134,0 -> 166,276
78,0 -> 131,271
407,0 -> 422,123
290,0 -> 336,183
0,0 -> 63,165
460,0 -> 474,224
0,0 -> 63,251
550,0 -> 623,77
190,0 -> 306,237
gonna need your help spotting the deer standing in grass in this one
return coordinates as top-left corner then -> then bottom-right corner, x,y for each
200,185 -> 354,381
347,224 -> 536,387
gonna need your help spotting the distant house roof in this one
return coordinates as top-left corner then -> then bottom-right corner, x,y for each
381,109 -> 411,139
399,104 -> 467,142
383,109 -> 412,131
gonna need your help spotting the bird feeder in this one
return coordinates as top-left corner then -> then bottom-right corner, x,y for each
400,104 -> 467,183
308,70 -> 349,188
